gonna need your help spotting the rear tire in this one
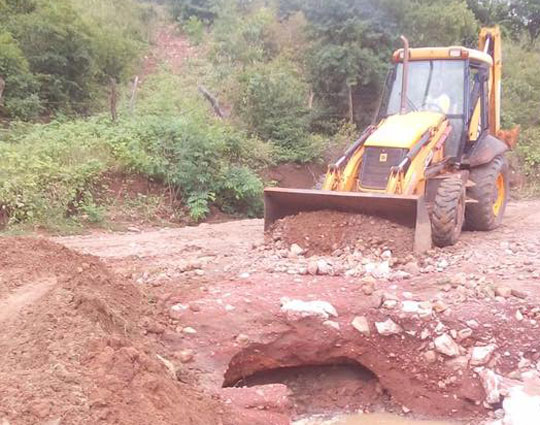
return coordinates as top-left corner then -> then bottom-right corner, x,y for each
465,155 -> 509,231
431,178 -> 466,247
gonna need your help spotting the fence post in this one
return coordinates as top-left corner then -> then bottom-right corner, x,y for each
109,77 -> 118,122
0,76 -> 5,105
129,76 -> 139,114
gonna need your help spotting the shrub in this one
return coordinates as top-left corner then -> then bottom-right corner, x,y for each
183,16 -> 205,45
0,29 -> 41,119
234,61 -> 317,162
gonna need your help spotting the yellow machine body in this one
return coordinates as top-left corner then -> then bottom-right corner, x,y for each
264,27 -> 505,253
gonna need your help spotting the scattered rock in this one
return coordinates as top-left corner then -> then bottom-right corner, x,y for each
457,328 -> 473,342
478,368 -> 502,404
280,297 -> 338,320
424,350 -> 437,363
434,333 -> 461,357
169,303 -> 188,320
290,243 -> 304,256
323,320 -> 340,330
235,333 -> 250,346
471,344 -> 497,366
365,261 -> 390,279
511,288 -> 527,299
495,286 -> 512,298
432,300 -> 449,313
316,259 -> 332,276
382,299 -> 398,309
156,354 -> 177,379
351,316 -> 371,336
178,349 -> 194,363
182,327 -> 197,334
375,318 -> 402,336
501,377 -> 540,425
516,310 -> 524,321
446,356 -> 469,370
401,300 -> 432,317
307,260 -> 318,276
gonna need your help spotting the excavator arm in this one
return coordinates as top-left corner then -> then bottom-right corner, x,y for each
479,27 -> 502,136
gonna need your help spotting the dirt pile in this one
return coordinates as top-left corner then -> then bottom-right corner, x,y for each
0,238 -> 235,425
268,210 -> 414,258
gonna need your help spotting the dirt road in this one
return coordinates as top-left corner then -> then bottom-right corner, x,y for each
55,200 -> 540,301
50,200 -> 540,422
1,200 -> 540,425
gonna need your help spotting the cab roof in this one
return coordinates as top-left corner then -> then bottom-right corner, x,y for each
393,46 -> 493,66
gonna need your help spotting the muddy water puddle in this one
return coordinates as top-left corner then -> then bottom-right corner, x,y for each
294,412 -> 460,425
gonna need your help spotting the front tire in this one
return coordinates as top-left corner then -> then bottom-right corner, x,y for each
465,155 -> 509,231
431,178 -> 466,247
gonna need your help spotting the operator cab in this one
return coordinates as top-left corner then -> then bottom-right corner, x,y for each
376,47 -> 493,161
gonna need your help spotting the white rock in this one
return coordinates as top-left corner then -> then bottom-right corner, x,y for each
471,344 -> 497,366
383,299 -> 398,309
434,333 -> 461,357
365,261 -> 391,279
239,272 -> 250,279
280,297 -> 338,320
323,320 -> 340,330
182,327 -> 197,334
402,300 -> 432,317
381,250 -> 392,259
375,318 -> 402,336
178,349 -> 194,363
502,380 -> 540,425
307,260 -> 318,275
478,368 -> 502,404
351,316 -> 371,336
316,259 -> 333,275
290,243 -> 304,256
437,259 -> 449,269
516,310 -> 524,321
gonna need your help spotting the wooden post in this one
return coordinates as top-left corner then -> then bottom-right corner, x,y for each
109,77 -> 118,122
0,76 -> 5,105
129,76 -> 139,114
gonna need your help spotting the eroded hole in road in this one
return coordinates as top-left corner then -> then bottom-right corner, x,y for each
223,361 -> 389,416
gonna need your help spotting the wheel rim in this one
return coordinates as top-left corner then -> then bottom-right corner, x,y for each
493,173 -> 505,216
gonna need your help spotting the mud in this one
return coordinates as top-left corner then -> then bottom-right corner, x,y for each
269,210 -> 414,258
2,200 -> 540,424
0,238 -> 272,425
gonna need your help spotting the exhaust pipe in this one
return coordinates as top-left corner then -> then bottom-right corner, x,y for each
400,35 -> 410,115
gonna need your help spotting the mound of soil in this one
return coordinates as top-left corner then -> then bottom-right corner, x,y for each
0,237 -> 238,425
269,210 -> 414,258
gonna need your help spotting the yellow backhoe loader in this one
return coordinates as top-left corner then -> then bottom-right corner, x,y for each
264,27 -> 510,253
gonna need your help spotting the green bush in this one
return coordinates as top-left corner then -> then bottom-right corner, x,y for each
183,16 -> 205,45
0,70 -> 269,229
234,61 -> 318,162
0,29 -> 41,119
0,0 -> 151,119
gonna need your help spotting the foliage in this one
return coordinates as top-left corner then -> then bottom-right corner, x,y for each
0,0 -> 152,118
0,71 -> 268,229
169,0 -> 219,22
0,29 -> 41,119
183,16 -> 205,45
234,61 -> 313,160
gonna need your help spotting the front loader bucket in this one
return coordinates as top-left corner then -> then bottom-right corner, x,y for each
264,188 -> 432,253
